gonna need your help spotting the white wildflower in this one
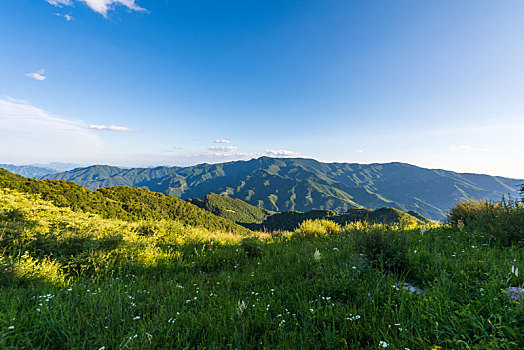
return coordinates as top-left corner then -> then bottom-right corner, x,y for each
237,300 -> 247,317
313,249 -> 321,261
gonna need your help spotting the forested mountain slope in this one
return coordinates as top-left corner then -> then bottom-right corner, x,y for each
42,157 -> 523,220
0,169 -> 249,234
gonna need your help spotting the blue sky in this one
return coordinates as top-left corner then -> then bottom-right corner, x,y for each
1,0 -> 523,178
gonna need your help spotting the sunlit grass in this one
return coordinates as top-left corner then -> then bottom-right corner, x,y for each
0,188 -> 522,349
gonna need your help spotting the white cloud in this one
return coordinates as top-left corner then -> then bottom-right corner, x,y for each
46,0 -> 146,17
88,124 -> 135,132
214,139 -> 230,144
208,145 -> 237,152
46,0 -> 72,6
263,149 -> 300,157
0,96 -> 103,162
25,69 -> 46,81
55,13 -> 74,21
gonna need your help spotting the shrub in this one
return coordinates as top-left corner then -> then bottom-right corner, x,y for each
294,219 -> 341,238
0,208 -> 27,221
240,237 -> 263,258
352,228 -> 409,273
447,197 -> 524,246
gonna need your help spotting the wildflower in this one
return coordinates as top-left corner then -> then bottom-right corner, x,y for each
511,266 -> 519,277
237,300 -> 247,317
133,316 -> 140,320
379,340 -> 388,348
8,326 -> 14,330
99,347 -> 105,350
313,249 -> 321,261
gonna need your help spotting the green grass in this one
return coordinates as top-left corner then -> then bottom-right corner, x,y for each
0,189 -> 522,349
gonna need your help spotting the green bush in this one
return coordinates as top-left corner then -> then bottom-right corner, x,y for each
294,219 -> 341,238
240,237 -> 263,258
352,228 -> 409,273
447,197 -> 524,246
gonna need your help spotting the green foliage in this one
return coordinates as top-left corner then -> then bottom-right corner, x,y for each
0,187 -> 522,349
42,157 -> 523,220
190,193 -> 273,224
447,198 -> 524,245
0,168 -> 250,234
245,206 -> 427,232
240,237 -> 263,258
351,228 -> 410,273
295,219 -> 341,238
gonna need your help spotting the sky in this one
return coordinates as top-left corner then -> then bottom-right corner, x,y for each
0,0 -> 523,178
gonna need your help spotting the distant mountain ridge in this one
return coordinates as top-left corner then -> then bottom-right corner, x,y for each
41,157 -> 523,220
0,164 -> 59,178
0,162 -> 81,178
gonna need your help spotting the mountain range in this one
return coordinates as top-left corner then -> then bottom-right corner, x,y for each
39,157 -> 523,220
0,163 -> 80,178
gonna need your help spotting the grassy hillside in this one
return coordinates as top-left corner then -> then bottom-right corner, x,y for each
0,168 -> 250,234
189,193 -> 274,224
42,157 -> 523,220
245,207 -> 429,231
0,189 -> 522,348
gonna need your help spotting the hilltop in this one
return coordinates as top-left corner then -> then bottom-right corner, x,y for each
42,157 -> 522,220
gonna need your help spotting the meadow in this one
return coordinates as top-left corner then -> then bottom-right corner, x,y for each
0,188 -> 522,349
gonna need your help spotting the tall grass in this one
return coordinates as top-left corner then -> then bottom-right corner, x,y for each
0,189 -> 522,349
447,197 -> 524,245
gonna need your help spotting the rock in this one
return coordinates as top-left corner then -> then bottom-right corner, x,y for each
402,283 -> 425,295
394,282 -> 425,295
504,287 -> 523,302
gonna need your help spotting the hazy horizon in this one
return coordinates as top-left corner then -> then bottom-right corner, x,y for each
3,156 -> 524,180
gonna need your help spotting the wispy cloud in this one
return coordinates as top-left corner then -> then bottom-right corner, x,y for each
55,13 -> 74,21
88,124 -> 135,132
46,0 -> 146,17
46,0 -> 72,6
25,69 -> 47,81
0,96 -> 103,161
263,149 -> 300,157
208,145 -> 237,152
214,139 -> 230,144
